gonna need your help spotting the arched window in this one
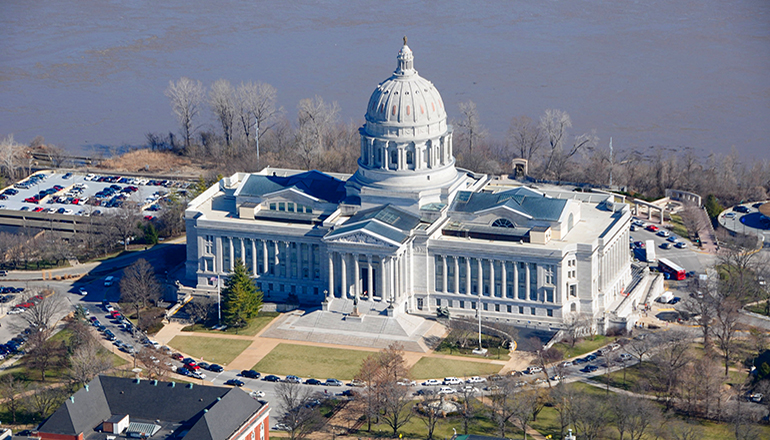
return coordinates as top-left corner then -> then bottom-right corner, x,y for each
406,150 -> 414,165
492,218 -> 515,228
570,303 -> 577,312
568,213 -> 574,231
391,149 -> 398,166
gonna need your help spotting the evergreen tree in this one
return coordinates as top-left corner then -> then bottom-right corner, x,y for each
704,194 -> 724,219
222,259 -> 262,331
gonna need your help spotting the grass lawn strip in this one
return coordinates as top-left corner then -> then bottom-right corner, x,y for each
181,312 -> 280,336
168,335 -> 251,365
551,335 -> 617,359
253,344 -> 373,380
409,357 -> 501,380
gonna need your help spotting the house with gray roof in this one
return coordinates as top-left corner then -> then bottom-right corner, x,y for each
184,42 -> 634,336
35,376 -> 269,440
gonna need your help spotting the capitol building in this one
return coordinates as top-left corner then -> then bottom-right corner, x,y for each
185,41 -> 633,335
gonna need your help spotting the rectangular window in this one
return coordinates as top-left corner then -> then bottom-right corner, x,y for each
494,303 -> 500,312
314,287 -> 319,295
546,288 -> 554,303
288,203 -> 295,212
268,283 -> 273,292
460,300 -> 465,309
435,255 -> 444,292
280,284 -> 285,292
547,309 -> 553,317
517,263 -> 526,300
447,300 -> 453,308
472,301 -> 477,310
519,306 -> 524,314
436,298 -> 441,307
545,265 -> 554,285
204,235 -> 214,254
531,307 -> 536,316
459,257 -> 467,294
278,202 -> 285,211
269,202 -> 276,210
483,302 -> 488,311
507,304 -> 512,313
569,284 -> 577,297
222,237 -> 231,272
447,257 -> 455,293
417,298 -> 424,310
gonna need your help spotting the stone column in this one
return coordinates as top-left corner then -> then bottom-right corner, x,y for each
525,263 -> 531,300
251,239 -> 257,275
442,256 -> 448,292
354,254 -> 360,302
477,258 -> 483,296
273,241 -> 279,268
262,240 -> 268,274
490,259 -> 495,297
340,253 -> 347,298
501,261 -> 507,298
328,252 -> 335,298
513,261 -> 519,298
389,256 -> 395,303
215,236 -> 223,274
454,257 -> 460,294
240,239 -> 246,266
367,255 -> 373,300
466,257 -> 471,295
228,238 -> 234,271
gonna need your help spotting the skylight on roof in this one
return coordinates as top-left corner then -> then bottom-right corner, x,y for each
457,191 -> 472,202
376,210 -> 400,225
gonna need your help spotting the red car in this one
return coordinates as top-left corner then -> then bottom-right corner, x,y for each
646,225 -> 659,232
33,206 -> 44,212
171,353 -> 184,361
185,362 -> 201,371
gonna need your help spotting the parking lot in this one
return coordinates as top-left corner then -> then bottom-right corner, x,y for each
0,170 -> 191,220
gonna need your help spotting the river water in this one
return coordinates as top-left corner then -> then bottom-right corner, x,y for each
1,0 -> 768,159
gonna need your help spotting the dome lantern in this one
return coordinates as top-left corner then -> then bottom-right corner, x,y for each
395,36 -> 415,76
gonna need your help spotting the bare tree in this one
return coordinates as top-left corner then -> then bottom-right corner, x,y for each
209,79 -> 237,150
0,373 -> 26,424
569,392 -> 608,440
712,294 -> 741,376
550,383 -> 575,439
507,115 -> 543,164
456,383 -> 478,435
134,347 -> 172,379
109,204 -> 141,251
456,100 -> 487,154
186,297 -> 215,325
377,379 -> 413,437
296,96 -> 339,169
20,291 -> 65,337
609,393 -> 660,440
165,77 -> 206,152
510,387 -> 543,440
625,333 -> 656,364
489,377 -> 518,437
562,312 -> 591,348
275,381 -> 323,440
355,354 -> 382,432
25,330 -> 66,382
0,134 -> 24,180
649,331 -> 693,409
237,81 -> 283,149
538,109 -> 598,179
665,421 -> 698,440
120,258 -> 161,330
416,393 -> 442,440
26,384 -> 65,422
68,342 -> 114,386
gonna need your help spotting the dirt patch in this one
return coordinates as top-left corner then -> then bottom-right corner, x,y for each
97,150 -> 204,175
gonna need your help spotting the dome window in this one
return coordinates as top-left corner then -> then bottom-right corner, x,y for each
432,102 -> 435,112
405,91 -> 409,95
420,105 -> 424,114
406,105 -> 410,115
394,91 -> 398,95
379,103 -> 384,113
492,218 -> 516,228
392,105 -> 397,116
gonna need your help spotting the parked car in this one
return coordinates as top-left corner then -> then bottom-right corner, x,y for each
422,379 -> 441,386
225,379 -> 245,387
443,377 -> 463,385
209,364 -> 224,372
305,378 -> 323,385
284,375 -> 301,383
263,375 -> 281,382
657,230 -> 670,237
646,225 -> 659,232
438,386 -> 456,395
675,242 -> 687,249
466,376 -> 487,383
241,369 -> 261,379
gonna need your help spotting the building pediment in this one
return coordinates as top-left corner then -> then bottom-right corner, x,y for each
325,231 -> 400,248
262,187 -> 320,204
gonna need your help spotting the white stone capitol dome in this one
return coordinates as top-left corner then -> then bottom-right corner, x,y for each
346,39 -> 464,212
364,43 -> 447,136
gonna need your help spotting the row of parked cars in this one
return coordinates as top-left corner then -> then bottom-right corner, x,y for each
13,173 -> 47,190
85,174 -> 190,189
7,294 -> 44,315
0,325 -> 39,359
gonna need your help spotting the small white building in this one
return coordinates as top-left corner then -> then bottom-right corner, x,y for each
185,41 -> 632,333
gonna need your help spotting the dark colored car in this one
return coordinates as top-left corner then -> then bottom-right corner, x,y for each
209,364 -> 224,373
263,375 -> 281,382
225,379 -> 245,387
734,206 -> 750,213
581,365 -> 599,373
413,389 -> 435,396
178,367 -> 190,376
198,362 -> 211,370
241,369 -> 260,379
171,353 -> 184,361
305,378 -> 323,385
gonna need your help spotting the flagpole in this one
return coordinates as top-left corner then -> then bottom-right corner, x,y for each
217,276 -> 221,325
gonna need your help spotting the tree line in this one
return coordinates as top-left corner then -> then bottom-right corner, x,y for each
156,76 -> 769,211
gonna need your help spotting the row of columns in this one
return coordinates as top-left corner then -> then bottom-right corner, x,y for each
215,236 -> 319,281
327,251 -> 406,304
601,229 -> 629,293
436,255 -> 544,302
360,135 -> 452,171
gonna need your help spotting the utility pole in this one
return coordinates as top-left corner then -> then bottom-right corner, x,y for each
609,137 -> 613,187
254,118 -> 260,165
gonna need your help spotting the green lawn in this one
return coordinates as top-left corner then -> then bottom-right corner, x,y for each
167,335 -> 251,365
409,357 -> 501,380
253,344 -> 373,380
591,362 -> 654,393
434,331 -> 511,361
552,335 -> 618,359
669,213 -> 689,239
181,312 -> 280,336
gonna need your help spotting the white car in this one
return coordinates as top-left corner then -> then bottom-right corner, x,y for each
78,287 -> 87,296
525,366 -> 543,374
460,385 -> 479,394
619,353 -> 633,361
656,230 -> 669,237
466,376 -> 487,383
190,371 -> 206,379
422,379 -> 440,386
397,379 -> 416,387
550,375 -> 565,382
443,377 -> 463,385
250,390 -> 266,399
438,386 -> 456,395
675,242 -> 687,249
560,361 -> 573,367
